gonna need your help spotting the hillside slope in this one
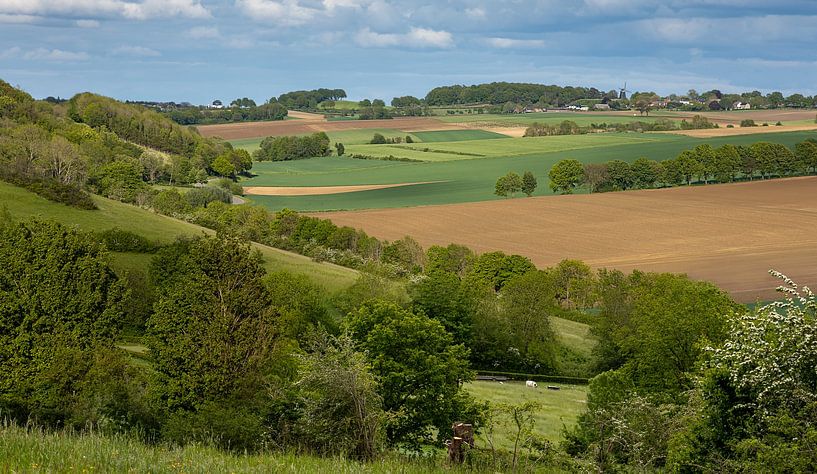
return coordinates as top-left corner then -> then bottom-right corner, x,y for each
0,182 -> 357,291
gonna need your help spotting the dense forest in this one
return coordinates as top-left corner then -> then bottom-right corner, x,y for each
3,79 -> 817,471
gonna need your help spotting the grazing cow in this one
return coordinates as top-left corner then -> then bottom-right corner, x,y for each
526,380 -> 538,388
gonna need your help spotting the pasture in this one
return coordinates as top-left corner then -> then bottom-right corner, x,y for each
316,176 -> 817,303
239,130 -> 816,211
0,182 -> 358,292
465,381 -> 587,447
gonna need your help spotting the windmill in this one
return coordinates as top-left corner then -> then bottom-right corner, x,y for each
618,82 -> 630,100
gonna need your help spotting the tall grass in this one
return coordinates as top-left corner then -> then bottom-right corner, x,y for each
0,422 -> 451,473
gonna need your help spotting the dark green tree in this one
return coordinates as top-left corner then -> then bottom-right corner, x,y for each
521,170 -> 538,196
347,301 -> 480,449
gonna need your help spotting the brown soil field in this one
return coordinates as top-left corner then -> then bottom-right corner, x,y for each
245,182 -> 441,196
197,117 -> 463,140
285,110 -> 327,121
314,177 -> 817,303
662,123 -> 817,138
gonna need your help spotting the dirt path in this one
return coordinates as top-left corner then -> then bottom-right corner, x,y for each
314,177 -> 817,302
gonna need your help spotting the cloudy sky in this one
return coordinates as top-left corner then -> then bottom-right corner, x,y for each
1,0 -> 816,104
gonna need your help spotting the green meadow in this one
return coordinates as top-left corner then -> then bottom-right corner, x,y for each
240,130 -> 817,211
0,182 -> 357,291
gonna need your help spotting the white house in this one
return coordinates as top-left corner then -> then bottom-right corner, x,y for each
733,101 -> 751,110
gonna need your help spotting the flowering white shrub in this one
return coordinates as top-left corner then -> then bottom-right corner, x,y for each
708,270 -> 817,417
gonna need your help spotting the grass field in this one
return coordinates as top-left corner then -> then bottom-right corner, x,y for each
465,381 -> 587,448
0,182 -> 357,292
345,133 -> 665,162
0,424 -> 453,474
551,317 -> 594,357
411,129 -> 511,142
241,131 -> 816,211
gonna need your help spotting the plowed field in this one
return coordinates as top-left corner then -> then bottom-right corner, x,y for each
198,116 -> 462,140
315,177 -> 817,302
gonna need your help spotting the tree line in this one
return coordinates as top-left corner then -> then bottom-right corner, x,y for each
253,132 -> 331,161
165,101 -> 287,125
0,80 -> 253,209
548,139 -> 817,194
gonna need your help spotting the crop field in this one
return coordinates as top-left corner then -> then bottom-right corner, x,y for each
316,176 -> 817,303
0,182 -> 357,291
466,381 -> 587,448
240,131 -> 816,211
410,129 -> 511,142
345,133 -> 666,162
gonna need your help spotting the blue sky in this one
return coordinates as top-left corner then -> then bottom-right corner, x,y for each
1,0 -> 816,104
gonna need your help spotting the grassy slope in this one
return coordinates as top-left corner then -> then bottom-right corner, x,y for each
0,425 -> 448,474
242,131 -> 817,211
0,182 -> 357,292
465,381 -> 587,448
551,317 -> 594,357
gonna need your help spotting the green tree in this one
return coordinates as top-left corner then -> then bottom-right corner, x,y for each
630,157 -> 660,188
0,220 -> 127,423
211,153 -> 236,178
501,271 -> 558,372
495,171 -> 523,197
425,243 -> 475,276
147,236 -> 277,418
335,142 -> 345,156
693,144 -> 717,184
347,301 -> 479,449
549,159 -> 585,194
606,160 -> 633,190
411,270 -> 472,345
713,144 -> 742,182
521,171 -> 537,196
795,140 -> 817,173
295,332 -> 384,460
468,251 -> 535,292
675,150 -> 704,185
370,133 -> 387,144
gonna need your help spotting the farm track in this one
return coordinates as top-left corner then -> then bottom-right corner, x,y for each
314,177 -> 817,302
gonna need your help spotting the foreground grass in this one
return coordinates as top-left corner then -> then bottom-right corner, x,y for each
465,381 -> 587,450
0,182 -> 358,292
0,424 -> 453,474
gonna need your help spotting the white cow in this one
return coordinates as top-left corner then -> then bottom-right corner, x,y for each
526,380 -> 538,388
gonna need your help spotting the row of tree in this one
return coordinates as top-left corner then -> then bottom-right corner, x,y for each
165,101 -> 287,125
548,139 -> 817,194
494,171 -> 537,197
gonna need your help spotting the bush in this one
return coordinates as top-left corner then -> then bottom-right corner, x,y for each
0,170 -> 97,210
740,119 -> 757,127
95,228 -> 159,253
214,177 -> 244,196
185,186 -> 233,208
150,189 -> 191,216
370,133 -> 387,144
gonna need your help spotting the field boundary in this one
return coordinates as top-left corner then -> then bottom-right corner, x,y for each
477,370 -> 590,385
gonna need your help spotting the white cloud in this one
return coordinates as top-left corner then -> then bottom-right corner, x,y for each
23,48 -> 90,61
186,26 -> 221,39
465,7 -> 485,19
0,0 -> 211,21
76,19 -> 100,27
111,45 -> 161,57
236,0 -> 320,26
486,37 -> 546,48
0,13 -> 37,23
355,27 -> 453,48
0,46 -> 22,59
